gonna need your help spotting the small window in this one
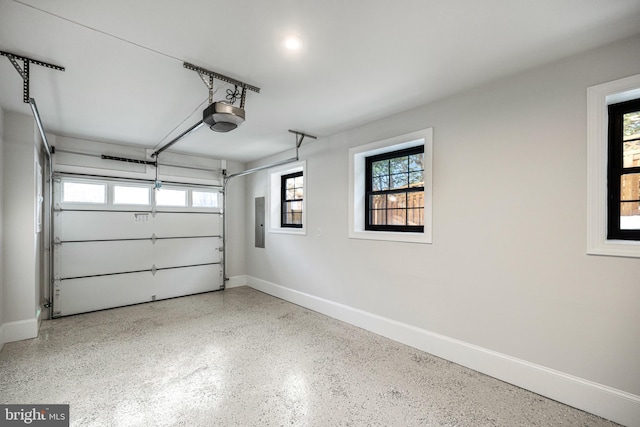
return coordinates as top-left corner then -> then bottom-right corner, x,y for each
281,172 -> 304,228
608,98 -> 640,240
62,181 -> 106,204
349,128 -> 432,243
192,190 -> 218,208
365,146 -> 424,232
268,161 -> 306,234
587,74 -> 640,257
113,185 -> 150,205
156,188 -> 187,207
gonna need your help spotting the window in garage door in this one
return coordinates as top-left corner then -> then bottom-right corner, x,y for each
52,177 -> 223,317
156,188 -> 187,207
113,184 -> 150,205
62,181 -> 106,204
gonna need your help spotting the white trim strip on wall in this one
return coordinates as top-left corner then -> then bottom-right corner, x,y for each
242,276 -> 640,427
225,275 -> 248,289
1,317 -> 39,346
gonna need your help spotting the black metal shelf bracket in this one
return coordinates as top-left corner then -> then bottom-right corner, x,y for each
100,154 -> 157,166
0,50 -> 65,103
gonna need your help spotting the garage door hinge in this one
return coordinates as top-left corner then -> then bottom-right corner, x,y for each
151,233 -> 157,244
54,237 -> 61,245
54,203 -> 62,212
151,264 -> 157,276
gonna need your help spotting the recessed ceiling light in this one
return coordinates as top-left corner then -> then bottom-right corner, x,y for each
284,36 -> 302,50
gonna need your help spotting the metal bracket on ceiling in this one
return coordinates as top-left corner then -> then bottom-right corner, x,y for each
184,61 -> 260,109
0,50 -> 65,103
289,130 -> 317,158
198,72 -> 214,90
197,73 -> 215,104
289,130 -> 317,148
184,62 -> 260,94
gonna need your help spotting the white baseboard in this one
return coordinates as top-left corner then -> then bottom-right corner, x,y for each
1,317 -> 39,346
246,276 -> 640,427
225,275 -> 248,289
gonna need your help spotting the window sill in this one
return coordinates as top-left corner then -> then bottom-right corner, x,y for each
587,239 -> 640,259
349,230 -> 431,244
270,227 -> 306,236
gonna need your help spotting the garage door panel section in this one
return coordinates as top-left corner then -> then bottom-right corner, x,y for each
57,210 -> 154,241
56,240 -> 154,278
154,264 -> 221,300
153,237 -> 221,267
55,271 -> 154,316
153,212 -> 220,238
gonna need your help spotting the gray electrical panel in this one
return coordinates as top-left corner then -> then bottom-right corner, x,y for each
255,197 -> 265,248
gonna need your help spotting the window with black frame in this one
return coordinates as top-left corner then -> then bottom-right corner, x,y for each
365,146 -> 424,232
608,98 -> 640,240
281,171 -> 304,228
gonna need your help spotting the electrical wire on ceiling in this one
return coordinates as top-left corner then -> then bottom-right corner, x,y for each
12,0 -> 184,63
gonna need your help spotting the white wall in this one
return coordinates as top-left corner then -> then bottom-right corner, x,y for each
244,35 -> 640,425
1,110 -> 40,343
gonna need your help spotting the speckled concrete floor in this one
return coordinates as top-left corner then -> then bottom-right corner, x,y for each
0,286 -> 619,427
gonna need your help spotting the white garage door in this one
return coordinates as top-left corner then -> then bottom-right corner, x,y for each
52,176 -> 223,317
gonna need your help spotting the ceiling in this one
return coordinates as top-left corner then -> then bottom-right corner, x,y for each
1,0 -> 640,163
